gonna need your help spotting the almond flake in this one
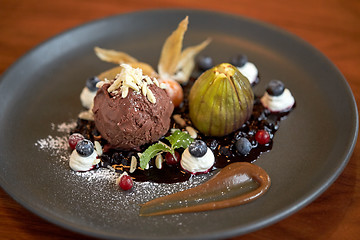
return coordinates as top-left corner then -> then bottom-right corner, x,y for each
130,156 -> 137,173
124,81 -> 140,92
142,82 -> 147,96
185,126 -> 197,139
153,78 -> 159,87
78,111 -> 94,121
94,141 -> 103,156
121,86 -> 129,98
145,76 -> 153,84
146,88 -> 156,104
155,154 -> 164,169
173,114 -> 186,127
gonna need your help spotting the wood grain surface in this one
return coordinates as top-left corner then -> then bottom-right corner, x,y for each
0,0 -> 359,239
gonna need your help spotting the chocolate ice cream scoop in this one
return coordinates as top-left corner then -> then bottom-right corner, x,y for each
92,77 -> 174,150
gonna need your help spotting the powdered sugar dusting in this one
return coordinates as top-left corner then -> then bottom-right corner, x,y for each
35,120 -> 76,160
34,120 -> 213,206
35,135 -> 68,156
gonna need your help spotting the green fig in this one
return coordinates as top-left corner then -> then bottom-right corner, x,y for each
189,63 -> 254,137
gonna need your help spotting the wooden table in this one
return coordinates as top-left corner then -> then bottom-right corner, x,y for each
0,0 -> 359,239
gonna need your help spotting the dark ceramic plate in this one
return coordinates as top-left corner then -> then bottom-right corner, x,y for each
0,9 -> 358,240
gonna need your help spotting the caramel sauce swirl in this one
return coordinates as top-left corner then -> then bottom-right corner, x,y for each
139,162 -> 270,216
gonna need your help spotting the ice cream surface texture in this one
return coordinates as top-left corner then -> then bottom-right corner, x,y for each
92,64 -> 174,150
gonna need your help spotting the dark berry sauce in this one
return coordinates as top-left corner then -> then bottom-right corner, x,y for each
71,77 -> 294,184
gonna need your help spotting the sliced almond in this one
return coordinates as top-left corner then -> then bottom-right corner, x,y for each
146,88 -> 156,104
153,78 -> 160,87
142,82 -> 148,96
130,156 -> 137,173
155,154 -> 164,169
173,114 -> 186,127
94,141 -> 103,156
121,85 -> 129,98
78,111 -> 94,121
185,126 -> 197,139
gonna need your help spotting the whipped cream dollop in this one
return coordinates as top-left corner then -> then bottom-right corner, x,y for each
237,62 -> 258,85
260,88 -> 295,112
80,87 -> 97,109
69,149 -> 99,172
181,147 -> 215,174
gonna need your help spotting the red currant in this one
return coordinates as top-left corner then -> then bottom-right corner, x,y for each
255,130 -> 270,145
69,133 -> 85,149
165,151 -> 181,165
119,175 -> 133,191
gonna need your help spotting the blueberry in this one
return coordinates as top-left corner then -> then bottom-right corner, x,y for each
266,80 -> 285,96
235,137 -> 252,156
86,76 -> 100,92
197,55 -> 213,71
75,139 -> 94,157
188,140 -> 208,157
230,54 -> 248,67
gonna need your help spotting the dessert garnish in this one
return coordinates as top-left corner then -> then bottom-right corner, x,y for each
260,80 -> 295,112
230,54 -> 259,85
80,76 -> 100,109
139,162 -> 271,216
196,55 -> 214,71
92,64 -> 174,150
69,138 -> 100,171
94,16 -> 210,108
116,172 -> 134,191
235,137 -> 252,156
180,140 -> 215,174
189,63 -> 254,136
139,129 -> 193,169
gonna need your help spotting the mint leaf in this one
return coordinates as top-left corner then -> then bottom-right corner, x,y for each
165,129 -> 194,150
139,143 -> 171,169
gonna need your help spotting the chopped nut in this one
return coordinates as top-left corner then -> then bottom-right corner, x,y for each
146,88 -> 156,104
121,85 -> 129,98
173,114 -> 186,127
78,111 -> 94,121
153,78 -> 160,87
105,64 -> 158,104
145,76 -> 153,84
155,154 -> 164,169
185,126 -> 197,139
108,78 -> 122,92
96,81 -> 106,88
94,141 -> 103,156
130,156 -> 137,173
142,82 -> 147,96
124,81 -> 140,92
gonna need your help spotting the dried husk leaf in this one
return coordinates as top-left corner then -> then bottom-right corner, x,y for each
172,38 -> 211,83
97,63 -> 157,82
94,46 -> 138,64
158,16 -> 189,78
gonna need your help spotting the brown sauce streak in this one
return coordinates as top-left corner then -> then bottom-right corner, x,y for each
139,162 -> 271,216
